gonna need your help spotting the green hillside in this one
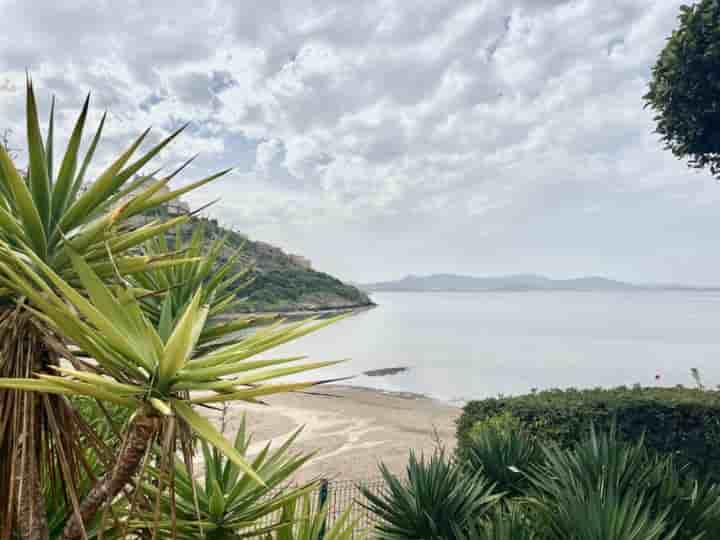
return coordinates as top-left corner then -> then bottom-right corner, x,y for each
144,207 -> 372,312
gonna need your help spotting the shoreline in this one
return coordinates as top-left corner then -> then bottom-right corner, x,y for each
209,384 -> 460,481
225,301 -> 378,318
331,382 -> 459,404
264,301 -> 377,316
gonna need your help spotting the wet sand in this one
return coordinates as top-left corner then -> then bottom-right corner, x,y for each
204,385 -> 460,481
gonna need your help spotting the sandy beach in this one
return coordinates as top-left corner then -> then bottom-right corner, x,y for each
204,385 -> 460,482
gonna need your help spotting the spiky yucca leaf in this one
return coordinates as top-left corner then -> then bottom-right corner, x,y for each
130,416 -> 315,539
362,451 -> 502,540
0,246 -> 343,479
456,505 -> 539,540
130,222 -> 277,350
537,489 -> 675,540
272,495 -> 361,540
527,425 -> 656,507
0,81 -> 226,282
0,80 -> 229,539
526,426 -> 685,540
650,469 -> 720,540
0,245 -> 346,540
43,438 -> 128,540
463,415 -> 542,497
125,223 -> 352,400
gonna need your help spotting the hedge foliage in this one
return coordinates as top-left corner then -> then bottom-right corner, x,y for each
456,386 -> 720,478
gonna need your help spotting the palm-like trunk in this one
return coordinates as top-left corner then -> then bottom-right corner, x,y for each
60,413 -> 159,540
16,393 -> 49,540
0,309 -> 54,540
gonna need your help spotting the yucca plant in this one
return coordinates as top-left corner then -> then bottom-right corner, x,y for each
133,224 -> 254,326
131,416 -> 316,539
120,231 -> 351,539
528,425 -> 655,503
365,425 -> 720,539
40,398 -> 137,540
536,489 -> 676,540
69,396 -> 131,451
7,400 -> 130,540
271,495 -> 360,540
362,451 -> 502,540
525,426 -> 689,540
0,81 -> 228,540
456,505 -> 539,540
463,415 -> 541,497
42,447 -> 121,540
0,246 -> 343,539
129,222 -> 288,359
635,453 -> 720,540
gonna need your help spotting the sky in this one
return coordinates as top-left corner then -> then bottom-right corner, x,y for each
1,0 -> 719,286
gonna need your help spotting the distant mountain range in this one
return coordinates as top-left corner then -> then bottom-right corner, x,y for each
359,273 -> 720,292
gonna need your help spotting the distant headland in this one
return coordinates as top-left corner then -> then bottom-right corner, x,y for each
359,273 -> 720,293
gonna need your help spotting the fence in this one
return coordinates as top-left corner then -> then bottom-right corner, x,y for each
322,478 -> 386,535
248,477 -> 386,538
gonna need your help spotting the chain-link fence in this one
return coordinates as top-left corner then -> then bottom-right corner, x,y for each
246,477 -> 385,538
323,478 -> 385,535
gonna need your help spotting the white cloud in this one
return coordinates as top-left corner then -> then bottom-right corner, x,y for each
254,138 -> 283,175
2,0 -> 720,284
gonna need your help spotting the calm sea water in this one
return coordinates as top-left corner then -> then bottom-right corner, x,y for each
268,291 -> 720,403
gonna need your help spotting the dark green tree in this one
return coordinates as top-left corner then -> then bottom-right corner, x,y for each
644,0 -> 720,176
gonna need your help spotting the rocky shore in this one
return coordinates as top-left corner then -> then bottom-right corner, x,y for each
236,298 -> 376,314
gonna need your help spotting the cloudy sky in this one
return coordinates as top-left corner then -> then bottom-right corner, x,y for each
1,0 -> 718,285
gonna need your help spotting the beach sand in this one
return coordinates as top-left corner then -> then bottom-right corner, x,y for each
204,385 -> 460,481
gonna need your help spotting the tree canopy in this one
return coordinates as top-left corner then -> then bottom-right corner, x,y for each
644,0 -> 720,176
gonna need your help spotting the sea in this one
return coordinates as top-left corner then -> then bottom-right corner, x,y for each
267,291 -> 720,404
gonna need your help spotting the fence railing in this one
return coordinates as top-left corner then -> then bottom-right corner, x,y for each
322,478 -> 386,535
247,477 -> 386,538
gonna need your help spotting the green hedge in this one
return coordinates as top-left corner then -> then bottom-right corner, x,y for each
456,386 -> 720,477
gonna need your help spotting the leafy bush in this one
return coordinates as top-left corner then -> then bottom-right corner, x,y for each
457,387 -> 720,478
